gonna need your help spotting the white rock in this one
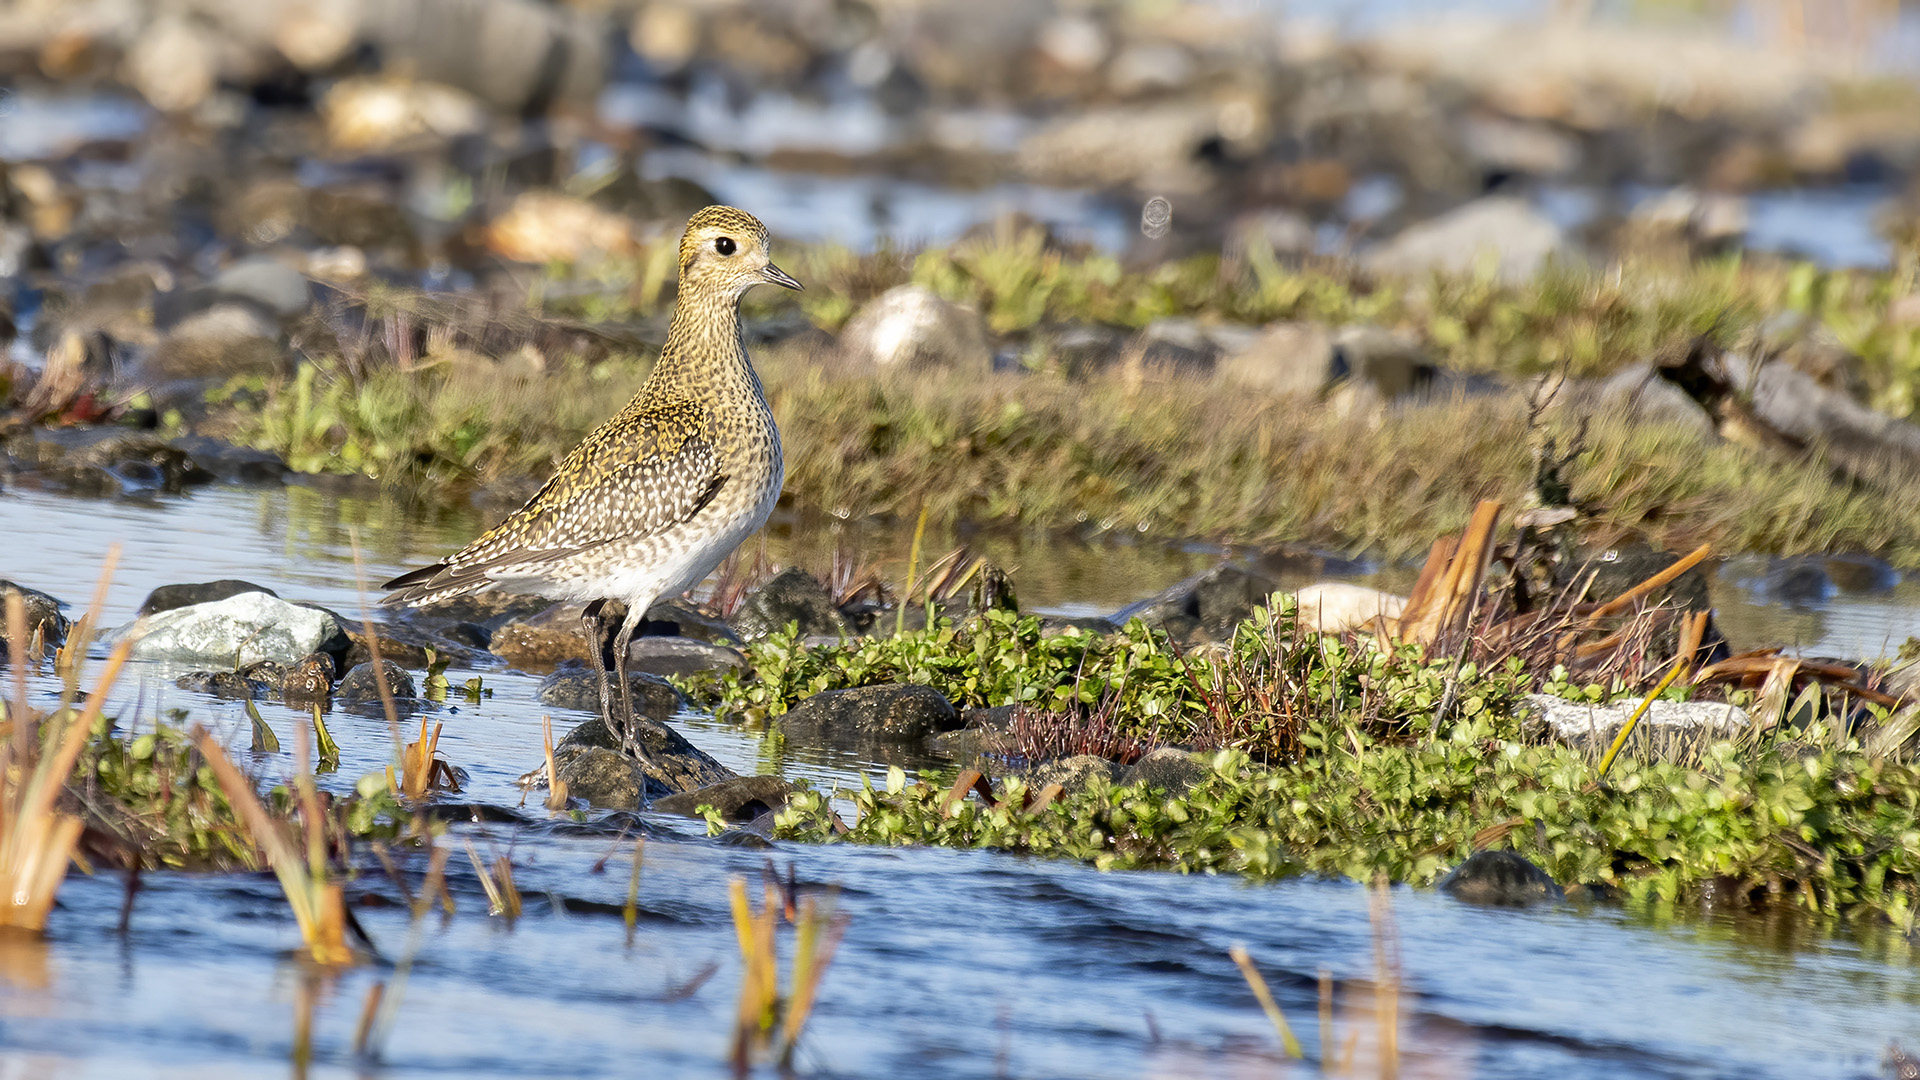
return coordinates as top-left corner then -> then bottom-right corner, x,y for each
837,285 -> 992,373
116,592 -> 345,667
1293,583 -> 1406,634
1525,693 -> 1752,742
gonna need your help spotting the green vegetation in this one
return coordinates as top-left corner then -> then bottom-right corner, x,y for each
707,598 -> 1920,921
773,724 -> 1920,923
206,241 -> 1920,564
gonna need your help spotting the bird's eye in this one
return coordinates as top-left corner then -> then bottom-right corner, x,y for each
714,236 -> 736,256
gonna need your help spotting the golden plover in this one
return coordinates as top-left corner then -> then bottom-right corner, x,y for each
383,205 -> 800,766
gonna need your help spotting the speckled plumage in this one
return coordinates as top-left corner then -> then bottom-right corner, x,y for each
383,206 -> 799,761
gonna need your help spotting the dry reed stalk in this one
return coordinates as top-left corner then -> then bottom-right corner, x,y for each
542,716 -> 568,811
727,875 -> 848,1072
1229,943 -> 1304,1059
623,835 -> 644,945
191,723 -> 355,965
778,890 -> 847,1068
0,593 -> 130,931
1395,501 -> 1501,645
465,841 -> 521,922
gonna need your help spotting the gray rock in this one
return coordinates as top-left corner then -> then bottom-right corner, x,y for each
779,684 -> 961,743
538,668 -> 684,723
640,598 -> 742,644
1592,364 -> 1716,438
626,636 -> 748,679
1016,103 -> 1219,191
1120,747 -> 1211,795
337,660 -> 416,705
1735,359 -> 1920,468
1039,322 -> 1129,377
1437,850 -> 1560,906
209,256 -> 313,320
118,592 -> 349,667
732,568 -> 847,640
139,580 -> 279,617
1525,693 -> 1751,743
837,285 -> 992,374
1366,196 -> 1574,286
652,776 -> 796,822
1028,754 -> 1121,791
0,581 -> 70,652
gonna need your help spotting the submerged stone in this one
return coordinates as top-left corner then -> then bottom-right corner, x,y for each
538,667 -> 684,722
337,659 -> 417,706
653,775 -> 796,822
1028,754 -> 1121,792
1437,850 -> 1560,906
282,652 -> 336,703
0,580 -> 70,653
175,670 -> 271,700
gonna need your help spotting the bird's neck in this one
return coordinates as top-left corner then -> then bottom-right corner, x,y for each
642,287 -> 763,406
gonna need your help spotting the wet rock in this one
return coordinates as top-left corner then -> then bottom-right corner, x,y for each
1028,754 -> 1121,792
490,602 -> 593,667
401,589 -> 552,632
732,568 -> 848,641
1292,583 -> 1404,634
240,659 -> 287,686
175,670 -> 270,700
1120,747 -> 1210,795
653,776 -> 796,822
0,581 -> 70,651
556,747 -> 645,810
164,436 -> 289,484
1038,322 -> 1129,378
639,598 -> 742,644
337,660 -> 417,705
779,685 -> 961,743
627,636 -> 748,680
1526,693 -> 1752,744
29,430 -> 214,496
548,714 -> 735,798
340,620 -> 486,671
1366,196 -> 1574,286
139,580 -> 279,617
538,667 -> 684,724
837,285 -> 992,374
118,592 -> 349,667
1437,850 -> 1560,906
1038,614 -> 1118,636
282,653 -> 336,703
1112,564 -> 1283,643
928,704 -> 1018,760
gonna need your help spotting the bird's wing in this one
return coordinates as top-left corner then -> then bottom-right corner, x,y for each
382,400 -> 726,603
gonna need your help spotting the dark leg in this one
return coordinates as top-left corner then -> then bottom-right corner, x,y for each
581,599 -> 614,731
610,602 -> 658,786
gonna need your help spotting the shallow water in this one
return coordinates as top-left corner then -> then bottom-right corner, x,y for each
4,482 -> 1920,1077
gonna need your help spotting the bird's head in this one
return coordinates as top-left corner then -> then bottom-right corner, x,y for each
676,205 -> 802,299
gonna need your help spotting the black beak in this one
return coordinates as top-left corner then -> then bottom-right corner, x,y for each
761,262 -> 803,291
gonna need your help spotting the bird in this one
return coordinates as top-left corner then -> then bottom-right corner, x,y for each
381,205 -> 800,772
